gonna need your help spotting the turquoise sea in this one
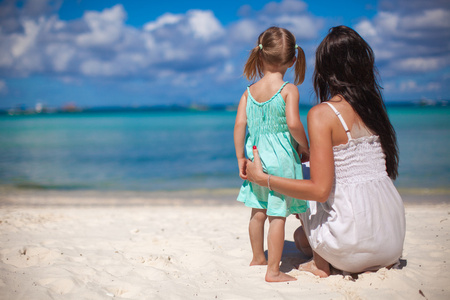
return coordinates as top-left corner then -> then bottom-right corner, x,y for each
0,106 -> 449,194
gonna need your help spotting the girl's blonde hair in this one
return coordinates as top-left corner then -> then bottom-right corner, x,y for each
243,26 -> 306,85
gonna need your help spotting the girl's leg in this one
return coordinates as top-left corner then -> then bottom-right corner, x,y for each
249,208 -> 267,266
265,216 -> 296,282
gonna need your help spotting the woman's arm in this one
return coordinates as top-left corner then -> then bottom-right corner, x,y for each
246,104 -> 335,202
234,91 -> 248,180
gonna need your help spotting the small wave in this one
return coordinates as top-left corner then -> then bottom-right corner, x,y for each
14,182 -> 94,191
397,187 -> 450,196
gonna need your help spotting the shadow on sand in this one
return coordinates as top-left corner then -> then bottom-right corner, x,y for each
265,241 -> 408,279
264,240 -> 310,273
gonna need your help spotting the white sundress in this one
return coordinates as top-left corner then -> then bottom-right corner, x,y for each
299,102 -> 406,273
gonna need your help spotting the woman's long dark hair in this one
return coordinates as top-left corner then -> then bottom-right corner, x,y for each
313,25 -> 399,179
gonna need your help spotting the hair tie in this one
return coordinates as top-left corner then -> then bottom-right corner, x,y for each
295,44 -> 299,49
259,44 -> 263,50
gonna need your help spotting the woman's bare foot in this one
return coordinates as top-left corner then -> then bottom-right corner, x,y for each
265,270 -> 297,282
250,258 -> 268,266
298,260 -> 330,278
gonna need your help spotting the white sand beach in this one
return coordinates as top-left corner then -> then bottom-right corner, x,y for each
0,189 -> 449,299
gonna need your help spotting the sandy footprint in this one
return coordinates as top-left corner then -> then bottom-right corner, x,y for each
123,253 -> 175,269
0,246 -> 61,268
105,283 -> 141,299
1,211 -> 65,231
37,277 -> 76,295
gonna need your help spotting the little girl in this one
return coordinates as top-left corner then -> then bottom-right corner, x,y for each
234,27 -> 309,282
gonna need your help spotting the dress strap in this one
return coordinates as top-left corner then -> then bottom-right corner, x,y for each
277,81 -> 289,94
246,82 -> 288,104
246,85 -> 254,101
325,102 -> 352,140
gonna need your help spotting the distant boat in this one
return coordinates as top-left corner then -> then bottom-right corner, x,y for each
189,104 -> 209,111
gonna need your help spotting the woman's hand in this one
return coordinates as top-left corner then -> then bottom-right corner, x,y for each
246,146 -> 267,186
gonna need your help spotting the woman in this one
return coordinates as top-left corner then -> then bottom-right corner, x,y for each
245,25 -> 406,277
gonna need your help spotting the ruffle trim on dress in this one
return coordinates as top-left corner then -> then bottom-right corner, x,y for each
332,135 -> 380,151
332,135 -> 388,184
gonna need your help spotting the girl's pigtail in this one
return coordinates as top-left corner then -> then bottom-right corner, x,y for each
243,46 -> 263,82
294,45 -> 306,85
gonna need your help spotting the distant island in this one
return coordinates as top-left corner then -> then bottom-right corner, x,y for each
1,99 -> 448,116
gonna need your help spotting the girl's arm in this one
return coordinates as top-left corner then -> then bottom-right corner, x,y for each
284,85 -> 309,161
246,104 -> 335,202
234,91 -> 248,180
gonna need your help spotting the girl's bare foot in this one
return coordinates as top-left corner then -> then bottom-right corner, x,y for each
298,260 -> 330,278
265,270 -> 297,282
250,258 -> 268,266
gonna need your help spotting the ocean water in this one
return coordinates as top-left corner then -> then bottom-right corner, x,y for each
0,107 -> 448,192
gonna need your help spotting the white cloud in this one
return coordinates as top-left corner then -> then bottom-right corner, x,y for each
375,12 -> 399,34
80,59 -> 123,77
401,8 -> 450,30
351,0 -> 450,100
228,19 -> 260,43
1,0 -> 446,104
399,80 -> 441,92
187,10 -> 225,40
262,0 -> 308,15
21,0 -> 62,17
0,0 -> 321,86
11,19 -> 41,57
274,15 -> 320,39
0,2 -> 229,80
230,0 -> 323,45
143,13 -> 183,31
393,57 -> 443,72
399,80 -> 418,91
355,2 -> 450,75
45,43 -> 75,72
76,5 -> 126,48
355,20 -> 377,37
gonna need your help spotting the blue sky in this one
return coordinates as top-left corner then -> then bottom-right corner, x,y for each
0,0 -> 449,109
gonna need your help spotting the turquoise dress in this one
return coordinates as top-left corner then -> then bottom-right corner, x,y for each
237,82 -> 308,217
